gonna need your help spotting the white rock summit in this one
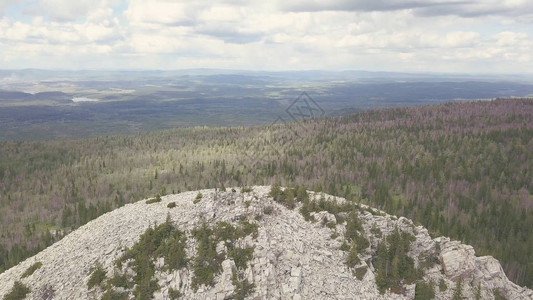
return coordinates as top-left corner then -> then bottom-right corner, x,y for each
0,186 -> 531,300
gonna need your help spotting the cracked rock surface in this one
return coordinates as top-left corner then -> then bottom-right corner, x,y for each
0,186 -> 531,300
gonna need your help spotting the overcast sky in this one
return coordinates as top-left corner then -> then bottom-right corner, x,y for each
0,0 -> 532,73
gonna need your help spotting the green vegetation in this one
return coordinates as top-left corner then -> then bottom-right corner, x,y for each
231,268 -> 255,300
263,206 -> 273,215
0,99 -> 532,287
414,281 -> 435,300
353,266 -> 368,280
194,192 -> 203,204
21,261 -> 42,278
192,220 -> 258,290
475,283 -> 482,300
437,279 -> 447,293
373,228 -> 420,294
235,220 -> 259,239
101,289 -> 129,300
146,194 -> 162,204
3,281 -> 30,300
93,217 -> 188,299
191,224 -> 221,289
452,279 -> 463,300
346,240 -> 361,268
230,247 -> 254,270
107,272 -> 133,289
87,264 -> 107,289
494,289 -> 507,300
168,287 -> 181,299
241,186 -> 253,193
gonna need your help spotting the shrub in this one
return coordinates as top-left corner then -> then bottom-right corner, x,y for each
241,187 -> 253,193
263,206 -> 273,215
21,261 -> 42,278
108,218 -> 187,298
3,281 -> 30,300
370,223 -> 382,237
373,228 -> 420,294
235,220 -> 259,239
414,281 -> 435,300
452,279 -> 463,300
146,195 -> 162,204
193,192 -> 203,204
167,202 -> 176,208
191,224 -> 221,290
232,268 -> 255,300
101,289 -> 129,300
439,278 -> 447,291
345,211 -> 364,242
340,241 -> 350,251
230,247 -> 254,270
107,272 -> 133,289
347,240 -> 360,268
493,289 -> 507,300
354,266 -> 368,280
214,222 -> 236,242
87,264 -> 107,289
168,287 -> 181,299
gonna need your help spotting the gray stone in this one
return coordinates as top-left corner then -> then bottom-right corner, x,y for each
0,186 -> 530,300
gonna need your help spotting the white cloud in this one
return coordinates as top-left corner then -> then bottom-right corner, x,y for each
0,0 -> 532,72
124,0 -> 196,26
0,0 -> 22,16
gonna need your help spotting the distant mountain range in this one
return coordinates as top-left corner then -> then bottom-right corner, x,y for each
1,70 -> 533,141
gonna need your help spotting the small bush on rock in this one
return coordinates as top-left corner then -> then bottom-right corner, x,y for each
414,281 -> 435,300
3,281 -> 30,300
193,192 -> 203,204
168,287 -> 181,299
87,264 -> 107,289
146,194 -> 162,204
21,261 -> 42,278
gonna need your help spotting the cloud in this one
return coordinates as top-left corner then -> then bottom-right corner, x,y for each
280,0 -> 533,19
0,0 -> 22,16
0,0 -> 532,72
415,0 -> 533,18
280,0 -> 462,13
196,27 -> 263,44
124,0 -> 199,26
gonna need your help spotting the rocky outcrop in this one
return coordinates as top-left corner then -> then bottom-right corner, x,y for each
440,240 -> 476,281
0,186 -> 531,300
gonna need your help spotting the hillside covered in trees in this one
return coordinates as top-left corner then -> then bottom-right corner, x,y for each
0,98 -> 532,288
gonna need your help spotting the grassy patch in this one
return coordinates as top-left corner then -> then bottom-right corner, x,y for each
87,264 -> 107,289
193,192 -> 203,204
3,281 -> 30,300
354,266 -> 368,280
232,268 -> 255,300
103,217 -> 187,299
146,194 -> 162,204
21,261 -> 42,278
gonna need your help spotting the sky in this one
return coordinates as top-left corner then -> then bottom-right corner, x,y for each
0,0 -> 532,73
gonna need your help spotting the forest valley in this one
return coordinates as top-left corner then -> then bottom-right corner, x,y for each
0,98 -> 532,288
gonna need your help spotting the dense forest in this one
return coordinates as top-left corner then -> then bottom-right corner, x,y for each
0,98 -> 532,288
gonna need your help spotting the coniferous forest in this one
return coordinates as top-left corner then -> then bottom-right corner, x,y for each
0,98 -> 532,288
